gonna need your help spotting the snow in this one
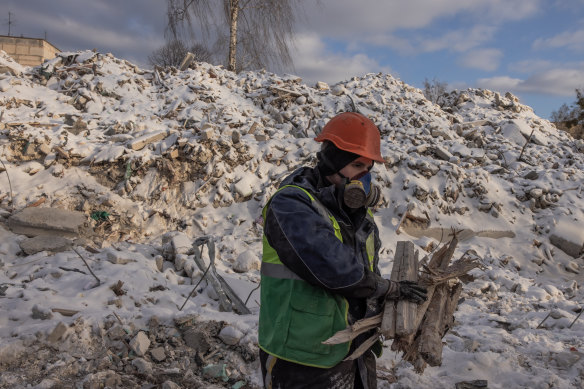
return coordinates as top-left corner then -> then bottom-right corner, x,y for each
0,49 -> 583,388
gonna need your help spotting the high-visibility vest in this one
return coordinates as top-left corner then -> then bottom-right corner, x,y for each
258,185 -> 376,368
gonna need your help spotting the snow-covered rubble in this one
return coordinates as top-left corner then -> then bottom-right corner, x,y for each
0,49 -> 583,388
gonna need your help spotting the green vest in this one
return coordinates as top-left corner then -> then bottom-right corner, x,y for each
258,185 -> 376,368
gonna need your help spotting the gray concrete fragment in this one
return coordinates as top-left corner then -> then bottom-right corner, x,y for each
218,325 -> 243,345
162,381 -> 181,389
150,346 -> 166,362
231,130 -> 241,144
161,231 -> 192,261
131,357 -> 153,374
550,234 -> 583,259
19,235 -> 71,255
8,208 -> 88,238
183,327 -> 211,353
106,325 -> 127,341
127,130 -> 168,151
129,331 -> 150,356
32,304 -> 53,320
433,146 -> 453,161
47,322 -> 68,343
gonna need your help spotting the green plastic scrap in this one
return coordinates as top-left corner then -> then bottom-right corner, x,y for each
124,161 -> 132,180
39,66 -> 53,80
232,381 -> 246,389
202,363 -> 229,382
90,211 -> 110,221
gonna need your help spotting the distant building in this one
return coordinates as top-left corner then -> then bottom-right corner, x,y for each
0,35 -> 60,67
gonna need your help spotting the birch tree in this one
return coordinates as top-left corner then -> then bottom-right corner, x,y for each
166,0 -> 303,72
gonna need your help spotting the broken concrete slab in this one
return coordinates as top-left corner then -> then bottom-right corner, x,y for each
47,322 -> 68,343
127,130 -> 168,151
19,235 -> 71,255
8,208 -> 88,238
550,218 -> 584,258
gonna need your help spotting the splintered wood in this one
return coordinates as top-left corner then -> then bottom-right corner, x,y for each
322,237 -> 481,372
381,241 -> 419,338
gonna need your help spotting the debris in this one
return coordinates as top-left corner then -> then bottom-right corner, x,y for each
150,346 -> 166,362
51,308 -> 79,317
202,363 -> 229,382
8,208 -> 88,238
72,246 -> 101,287
110,280 -> 127,296
127,130 -> 168,151
179,52 -> 195,71
47,322 -> 68,343
129,331 -> 150,357
232,250 -> 260,273
218,325 -> 244,346
19,235 -> 71,255
131,358 -> 152,375
455,380 -> 488,389
31,304 -> 53,320
381,241 -> 419,338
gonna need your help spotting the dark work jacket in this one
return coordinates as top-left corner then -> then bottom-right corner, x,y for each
262,166 -> 388,388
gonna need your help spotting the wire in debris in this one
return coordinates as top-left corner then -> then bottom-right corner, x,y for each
569,309 -> 583,329
71,246 -> 101,286
179,259 -> 213,311
244,281 -> 261,306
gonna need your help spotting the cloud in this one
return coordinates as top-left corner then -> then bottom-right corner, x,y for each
477,67 -> 584,96
418,26 -> 497,54
533,29 -> 584,52
460,48 -> 503,71
4,0 -> 167,66
289,34 -> 393,85
303,0 -> 540,36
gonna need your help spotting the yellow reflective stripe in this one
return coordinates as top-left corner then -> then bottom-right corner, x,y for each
265,354 -> 277,389
262,235 -> 282,264
365,233 -> 375,271
328,215 -> 343,242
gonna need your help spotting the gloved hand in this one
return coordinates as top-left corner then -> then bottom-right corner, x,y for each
386,280 -> 427,304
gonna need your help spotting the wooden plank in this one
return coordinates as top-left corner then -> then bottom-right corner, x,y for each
418,282 -> 463,366
396,243 -> 418,336
381,241 -> 418,338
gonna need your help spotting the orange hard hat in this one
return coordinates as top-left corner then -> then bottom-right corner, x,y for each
314,112 -> 383,162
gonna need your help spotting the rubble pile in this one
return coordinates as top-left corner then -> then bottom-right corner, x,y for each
0,314 -> 255,389
1,49 -> 583,388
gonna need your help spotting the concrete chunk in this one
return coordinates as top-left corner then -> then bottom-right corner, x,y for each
47,322 -> 68,343
129,331 -> 150,356
127,130 -> 168,151
550,218 -> 584,258
8,208 -> 87,238
19,235 -> 71,255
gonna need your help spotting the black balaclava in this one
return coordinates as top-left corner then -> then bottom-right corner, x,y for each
316,141 -> 360,178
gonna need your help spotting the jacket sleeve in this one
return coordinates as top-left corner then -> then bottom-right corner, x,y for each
264,187 -> 389,299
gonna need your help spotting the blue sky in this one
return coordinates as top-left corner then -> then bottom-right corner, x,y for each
3,0 -> 584,119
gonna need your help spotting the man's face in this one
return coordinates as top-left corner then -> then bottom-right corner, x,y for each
328,156 -> 373,186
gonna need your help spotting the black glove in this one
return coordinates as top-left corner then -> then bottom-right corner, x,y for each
386,280 -> 427,304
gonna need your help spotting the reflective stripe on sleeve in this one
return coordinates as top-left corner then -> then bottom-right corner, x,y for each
261,261 -> 303,281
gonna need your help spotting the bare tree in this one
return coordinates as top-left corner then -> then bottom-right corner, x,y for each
423,77 -> 449,105
166,0 -> 303,72
148,39 -> 212,68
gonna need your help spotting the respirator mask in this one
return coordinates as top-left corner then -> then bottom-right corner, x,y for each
342,172 -> 381,209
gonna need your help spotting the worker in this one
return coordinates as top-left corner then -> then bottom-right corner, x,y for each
258,112 -> 427,388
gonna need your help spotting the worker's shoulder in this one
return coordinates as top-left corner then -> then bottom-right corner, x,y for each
272,184 -> 315,203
